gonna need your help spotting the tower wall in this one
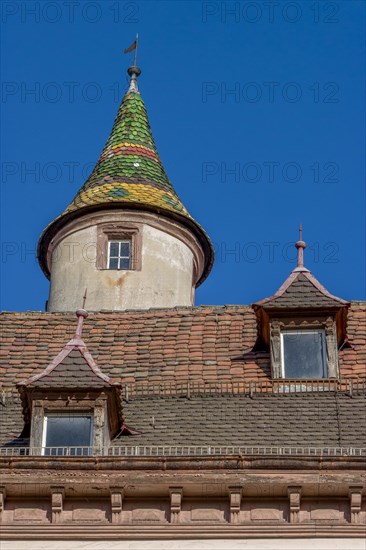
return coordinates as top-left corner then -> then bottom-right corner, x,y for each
46,211 -> 204,312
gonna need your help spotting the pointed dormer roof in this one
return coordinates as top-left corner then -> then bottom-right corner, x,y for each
17,310 -> 118,390
254,228 -> 349,310
38,64 -> 214,282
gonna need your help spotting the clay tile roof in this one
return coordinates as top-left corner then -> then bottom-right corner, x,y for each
255,269 -> 349,310
0,304 -> 365,448
1,303 -> 365,387
17,312 -> 116,390
37,73 -> 214,284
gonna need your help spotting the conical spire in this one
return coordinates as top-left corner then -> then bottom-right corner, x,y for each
63,66 -> 188,217
38,64 -> 213,282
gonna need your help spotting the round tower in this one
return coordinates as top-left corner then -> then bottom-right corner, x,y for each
37,64 -> 214,312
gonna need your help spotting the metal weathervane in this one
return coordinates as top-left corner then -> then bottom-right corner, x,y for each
124,34 -> 139,67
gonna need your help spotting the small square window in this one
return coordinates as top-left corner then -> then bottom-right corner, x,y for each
281,329 -> 327,379
107,240 -> 131,270
42,414 -> 93,456
96,223 -> 142,271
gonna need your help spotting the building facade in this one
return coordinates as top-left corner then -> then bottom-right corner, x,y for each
0,62 -> 365,550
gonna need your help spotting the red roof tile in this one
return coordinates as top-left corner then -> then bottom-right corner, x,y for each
1,303 -> 365,387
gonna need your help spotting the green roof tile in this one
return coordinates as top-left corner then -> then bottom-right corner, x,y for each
37,67 -> 214,284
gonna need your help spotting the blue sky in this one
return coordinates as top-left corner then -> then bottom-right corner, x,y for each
1,0 -> 365,311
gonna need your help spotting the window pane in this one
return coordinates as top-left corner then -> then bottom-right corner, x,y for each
109,242 -> 119,256
45,415 -> 92,448
120,257 -> 130,270
109,257 -> 119,270
283,331 -> 326,379
120,241 -> 130,257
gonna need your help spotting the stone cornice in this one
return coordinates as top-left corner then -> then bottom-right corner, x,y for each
1,524 -> 365,540
0,454 -> 365,472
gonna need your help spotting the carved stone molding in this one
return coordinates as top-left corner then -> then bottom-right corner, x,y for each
325,317 -> 338,378
169,487 -> 183,524
228,486 -> 242,524
50,486 -> 64,524
270,316 -> 339,379
29,401 -> 44,448
287,486 -> 301,523
349,485 -> 363,524
110,487 -> 124,524
0,486 -> 6,520
270,320 -> 281,378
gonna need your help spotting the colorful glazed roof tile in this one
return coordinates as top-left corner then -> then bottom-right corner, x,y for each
38,66 -> 213,282
64,82 -> 185,217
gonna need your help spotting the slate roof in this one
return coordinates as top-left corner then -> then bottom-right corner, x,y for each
117,392 -> 366,448
21,349 -> 112,389
37,70 -> 214,283
255,269 -> 349,310
1,390 -> 365,449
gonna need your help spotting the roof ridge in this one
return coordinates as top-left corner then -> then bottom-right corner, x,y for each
302,271 -> 348,305
0,305 -> 254,317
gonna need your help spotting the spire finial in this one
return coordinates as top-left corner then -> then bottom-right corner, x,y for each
75,308 -> 88,339
124,34 -> 141,93
82,288 -> 87,309
295,223 -> 306,269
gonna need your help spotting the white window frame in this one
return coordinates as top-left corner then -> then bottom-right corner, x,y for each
107,239 -> 131,270
280,329 -> 327,379
41,413 -> 93,455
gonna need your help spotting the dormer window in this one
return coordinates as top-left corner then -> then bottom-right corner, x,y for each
17,310 -> 123,456
281,329 -> 327,379
42,414 -> 93,456
108,240 -> 131,270
252,229 -> 349,382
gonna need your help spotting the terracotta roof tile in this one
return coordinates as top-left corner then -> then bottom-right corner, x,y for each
0,303 -> 364,389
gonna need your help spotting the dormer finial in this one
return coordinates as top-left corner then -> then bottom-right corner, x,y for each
295,223 -> 306,269
75,309 -> 88,339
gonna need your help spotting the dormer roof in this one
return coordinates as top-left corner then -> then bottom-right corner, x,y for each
254,229 -> 349,312
17,310 -> 119,391
255,270 -> 349,311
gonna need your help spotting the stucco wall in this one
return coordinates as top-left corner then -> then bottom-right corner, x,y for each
47,218 -> 195,312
